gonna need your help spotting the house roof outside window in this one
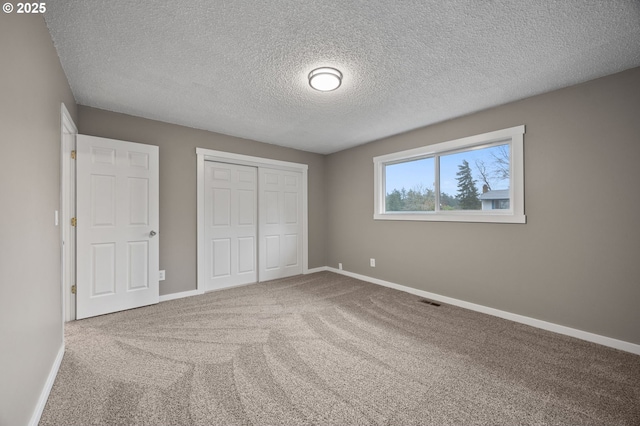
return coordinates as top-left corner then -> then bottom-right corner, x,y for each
479,189 -> 510,200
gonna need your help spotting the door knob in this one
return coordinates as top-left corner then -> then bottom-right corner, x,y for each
149,230 -> 157,237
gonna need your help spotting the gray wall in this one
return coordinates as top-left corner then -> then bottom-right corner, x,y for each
325,67 -> 640,345
0,15 -> 78,426
78,107 -> 327,296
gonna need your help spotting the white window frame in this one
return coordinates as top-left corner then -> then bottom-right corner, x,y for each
373,125 -> 525,223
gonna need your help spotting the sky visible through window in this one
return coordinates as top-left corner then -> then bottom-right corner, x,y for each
385,144 -> 510,196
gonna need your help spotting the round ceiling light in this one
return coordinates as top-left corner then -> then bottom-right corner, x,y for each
308,67 -> 342,92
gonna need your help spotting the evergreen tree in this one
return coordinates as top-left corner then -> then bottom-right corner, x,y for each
440,192 -> 459,210
455,160 -> 481,210
405,184 -> 435,211
385,185 -> 436,212
386,189 -> 403,211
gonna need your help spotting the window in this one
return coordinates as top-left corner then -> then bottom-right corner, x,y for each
373,125 -> 525,223
492,199 -> 510,210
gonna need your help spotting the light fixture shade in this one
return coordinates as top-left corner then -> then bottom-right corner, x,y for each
308,67 -> 342,91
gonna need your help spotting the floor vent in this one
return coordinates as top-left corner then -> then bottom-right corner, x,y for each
420,299 -> 441,307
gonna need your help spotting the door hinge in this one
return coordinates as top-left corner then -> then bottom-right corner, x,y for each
71,217 -> 77,227
71,150 -> 76,159
71,285 -> 76,295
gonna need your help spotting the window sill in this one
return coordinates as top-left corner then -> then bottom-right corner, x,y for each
373,212 -> 526,224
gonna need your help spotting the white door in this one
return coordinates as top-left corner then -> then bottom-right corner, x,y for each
204,162 -> 257,291
259,168 -> 303,281
76,135 -> 159,319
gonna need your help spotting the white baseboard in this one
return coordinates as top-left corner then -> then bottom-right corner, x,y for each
29,342 -> 64,426
325,267 -> 640,356
305,266 -> 328,274
159,289 -> 204,302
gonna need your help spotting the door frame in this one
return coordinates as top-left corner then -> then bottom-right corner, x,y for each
196,148 -> 309,293
60,103 -> 77,322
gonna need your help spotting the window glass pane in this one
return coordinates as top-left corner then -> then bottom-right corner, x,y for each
439,144 -> 510,211
385,157 -> 435,212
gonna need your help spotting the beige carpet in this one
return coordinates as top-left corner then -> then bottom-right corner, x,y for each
40,271 -> 640,425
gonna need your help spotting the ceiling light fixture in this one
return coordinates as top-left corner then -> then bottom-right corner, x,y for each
308,67 -> 342,92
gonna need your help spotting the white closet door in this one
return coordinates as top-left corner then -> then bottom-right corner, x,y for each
205,162 -> 257,291
259,168 -> 303,281
76,135 -> 159,319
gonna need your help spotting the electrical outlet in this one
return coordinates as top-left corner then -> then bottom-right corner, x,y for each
159,270 -> 166,281
370,258 -> 376,267
338,263 -> 343,270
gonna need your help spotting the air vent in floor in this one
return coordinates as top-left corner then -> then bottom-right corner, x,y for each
420,299 -> 441,307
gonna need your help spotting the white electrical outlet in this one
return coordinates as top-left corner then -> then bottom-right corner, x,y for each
370,258 -> 376,267
338,263 -> 343,270
159,270 -> 166,281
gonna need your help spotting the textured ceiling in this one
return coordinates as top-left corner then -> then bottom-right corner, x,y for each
45,1 -> 640,154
